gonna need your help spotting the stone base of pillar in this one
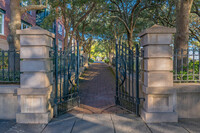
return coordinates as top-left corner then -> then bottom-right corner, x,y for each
141,109 -> 178,123
16,112 -> 51,124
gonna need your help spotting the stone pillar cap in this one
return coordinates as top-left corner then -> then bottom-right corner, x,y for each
138,24 -> 176,37
17,26 -> 55,38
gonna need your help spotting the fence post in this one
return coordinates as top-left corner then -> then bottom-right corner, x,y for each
16,26 -> 55,124
135,44 -> 140,116
115,40 -> 119,104
139,24 -> 177,123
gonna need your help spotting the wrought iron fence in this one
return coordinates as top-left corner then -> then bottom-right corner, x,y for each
0,50 -> 20,83
115,43 -> 144,116
173,47 -> 200,83
50,42 -> 80,116
80,55 -> 86,67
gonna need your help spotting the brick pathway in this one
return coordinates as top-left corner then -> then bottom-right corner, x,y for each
69,62 -> 130,114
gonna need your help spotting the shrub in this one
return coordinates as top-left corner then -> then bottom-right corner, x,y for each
104,59 -> 109,64
89,58 -> 94,63
112,57 -> 116,66
175,60 -> 200,81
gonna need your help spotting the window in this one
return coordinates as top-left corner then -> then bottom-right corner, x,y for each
58,23 -> 62,35
0,13 -> 4,35
21,22 -> 31,30
58,39 -> 62,50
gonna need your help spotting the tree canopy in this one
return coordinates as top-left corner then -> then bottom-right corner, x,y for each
9,0 -> 200,61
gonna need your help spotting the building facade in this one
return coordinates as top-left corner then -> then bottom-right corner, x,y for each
55,19 -> 65,50
36,8 -> 65,50
0,0 -> 37,50
0,0 -> 65,50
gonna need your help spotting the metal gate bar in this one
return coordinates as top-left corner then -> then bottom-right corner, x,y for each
51,41 -> 80,116
115,42 -> 141,116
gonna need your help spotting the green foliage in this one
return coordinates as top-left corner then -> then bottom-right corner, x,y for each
21,0 -> 47,5
89,58 -> 94,63
176,60 -> 200,81
39,0 -> 199,58
90,41 -> 107,59
104,59 -> 109,64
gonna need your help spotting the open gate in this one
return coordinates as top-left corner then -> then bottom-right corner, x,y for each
115,43 -> 142,116
51,41 -> 80,116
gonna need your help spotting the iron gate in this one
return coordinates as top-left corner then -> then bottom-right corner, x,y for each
51,41 -> 80,116
115,43 -> 142,116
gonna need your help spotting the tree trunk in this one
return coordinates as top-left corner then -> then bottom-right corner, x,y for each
88,50 -> 91,62
127,32 -> 133,47
7,0 -> 48,72
174,0 -> 193,73
68,31 -> 74,48
109,52 -> 114,65
63,14 -> 69,49
8,0 -> 21,72
64,32 -> 68,49
174,0 -> 194,50
83,52 -> 89,67
64,26 -> 69,49
8,0 -> 21,51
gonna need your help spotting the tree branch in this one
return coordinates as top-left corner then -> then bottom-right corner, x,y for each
108,9 -> 120,13
130,0 -> 141,28
21,5 -> 47,14
152,11 -> 175,27
111,16 -> 131,33
20,0 -> 48,14
191,2 -> 200,17
73,3 -> 96,33
110,0 -> 124,20
190,28 -> 200,42
68,3 -> 96,48
131,5 -> 149,30
119,0 -> 129,25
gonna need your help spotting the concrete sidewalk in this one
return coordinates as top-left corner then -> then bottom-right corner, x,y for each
1,113 -> 200,133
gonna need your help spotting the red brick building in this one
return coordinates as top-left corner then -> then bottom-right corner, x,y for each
0,0 -> 37,50
55,19 -> 65,50
0,0 -> 65,50
36,8 -> 66,50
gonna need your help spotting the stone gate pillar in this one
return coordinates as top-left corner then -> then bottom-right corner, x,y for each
139,25 -> 177,123
16,26 -> 55,123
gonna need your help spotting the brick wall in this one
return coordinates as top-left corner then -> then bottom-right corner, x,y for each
0,0 -> 66,50
0,0 -> 36,41
55,19 -> 65,50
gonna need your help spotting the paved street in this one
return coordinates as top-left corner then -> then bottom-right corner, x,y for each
1,63 -> 200,133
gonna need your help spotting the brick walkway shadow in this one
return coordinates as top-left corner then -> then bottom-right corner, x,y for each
69,62 -> 130,114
